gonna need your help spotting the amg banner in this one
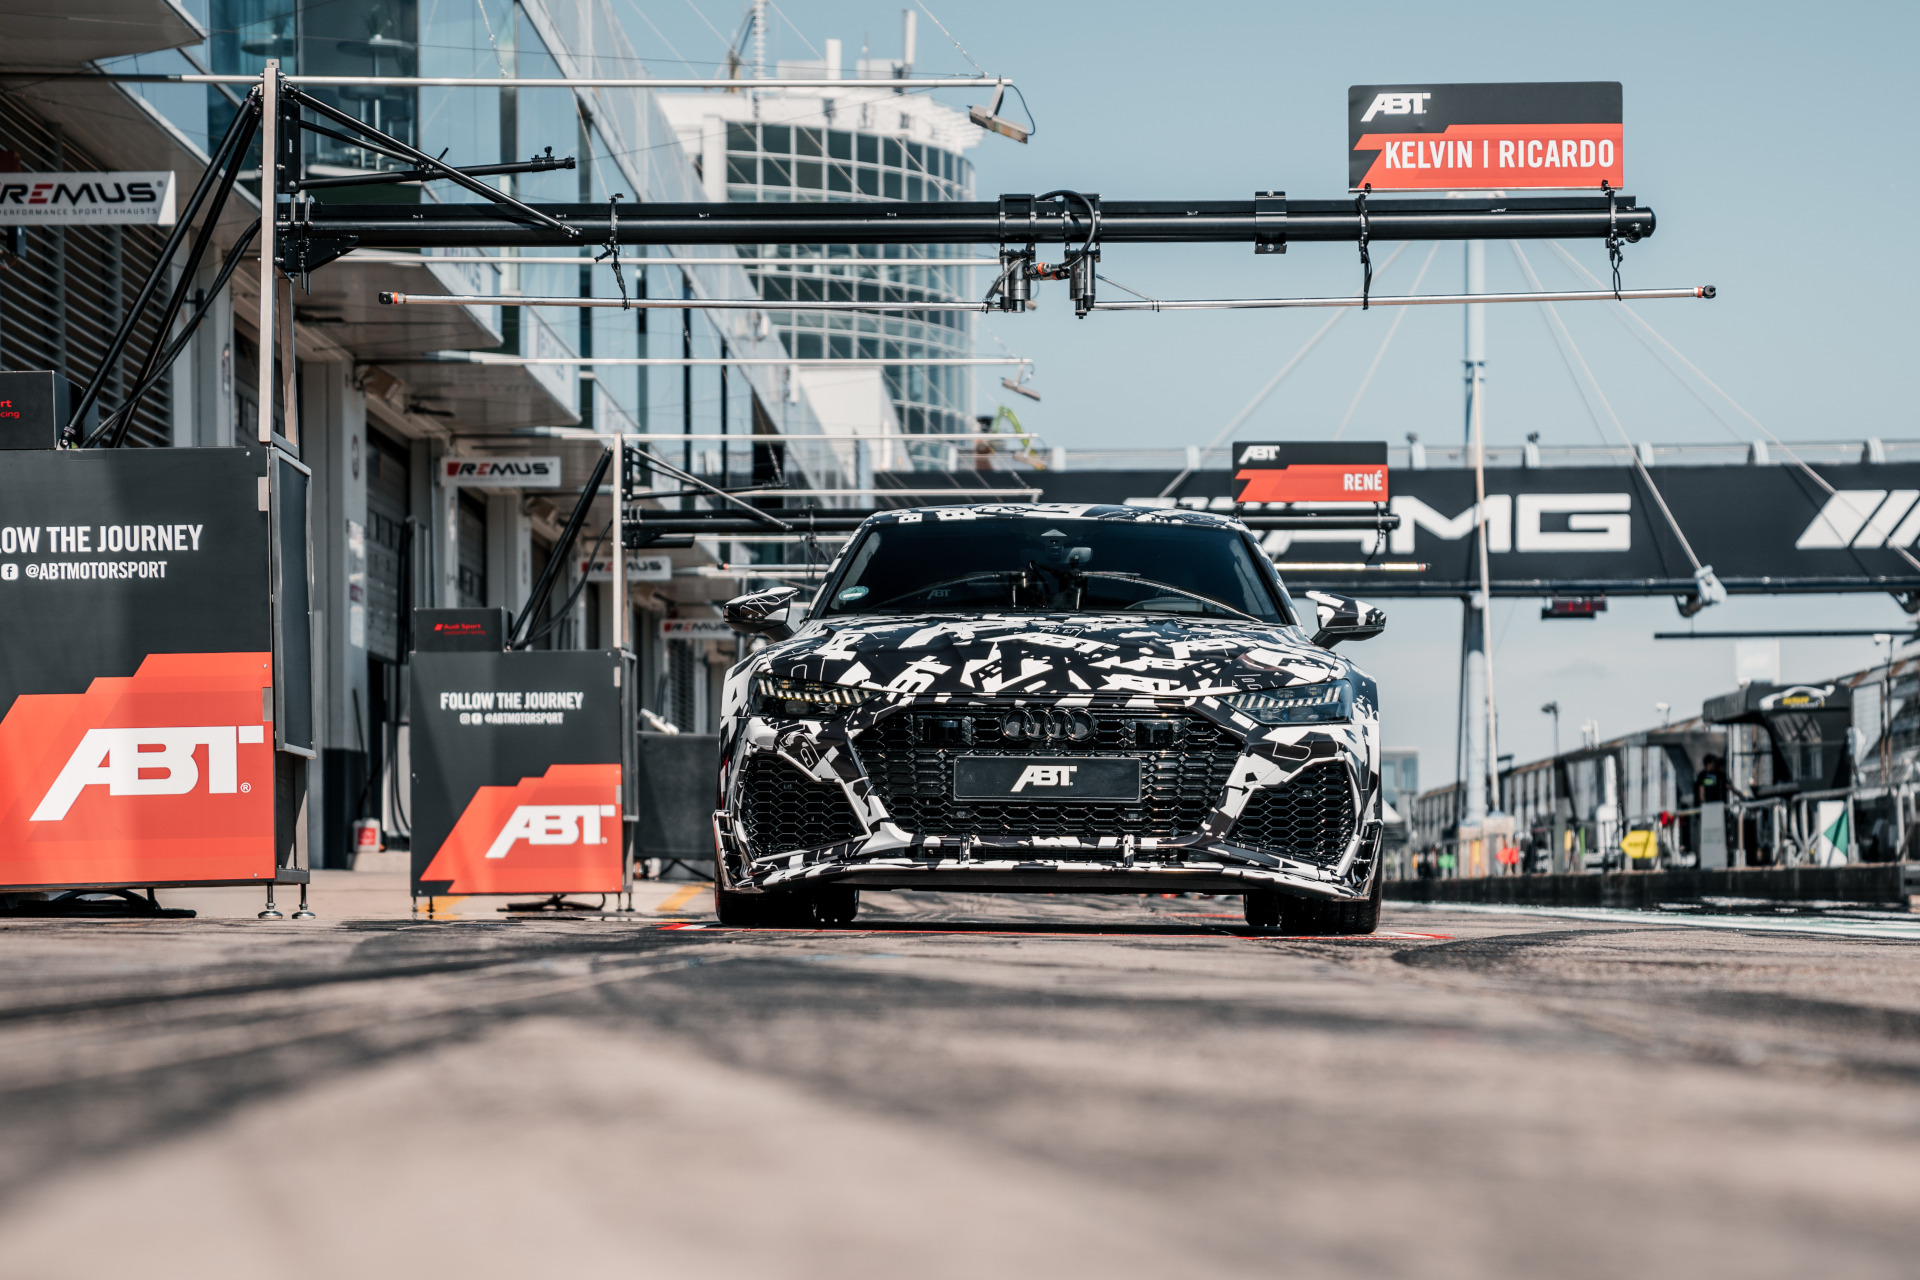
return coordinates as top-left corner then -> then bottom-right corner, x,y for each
409,646 -> 632,898
1029,465 -> 1920,597
1349,82 -> 1622,191
0,448 -> 277,889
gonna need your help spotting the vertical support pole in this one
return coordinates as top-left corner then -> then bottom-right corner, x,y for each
257,61 -> 279,446
1472,357 -> 1500,827
611,431 -> 624,651
1454,237 -> 1494,869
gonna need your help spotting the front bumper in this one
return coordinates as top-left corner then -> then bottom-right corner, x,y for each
717,827 -> 1384,900
715,696 -> 1382,902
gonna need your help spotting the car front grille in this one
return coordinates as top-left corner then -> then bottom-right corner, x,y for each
1228,762 -> 1356,865
856,707 -> 1243,841
737,755 -> 865,857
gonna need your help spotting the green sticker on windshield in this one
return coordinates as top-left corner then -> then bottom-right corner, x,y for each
837,585 -> 869,602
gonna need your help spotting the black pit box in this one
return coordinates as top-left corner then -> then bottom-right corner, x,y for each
0,370 -> 93,449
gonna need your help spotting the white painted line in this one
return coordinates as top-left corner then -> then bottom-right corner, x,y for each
1393,901 -> 1920,942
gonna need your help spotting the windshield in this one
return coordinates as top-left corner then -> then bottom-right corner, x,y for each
820,518 -> 1292,623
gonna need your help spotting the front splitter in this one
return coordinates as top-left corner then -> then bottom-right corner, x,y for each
750,859 -> 1366,900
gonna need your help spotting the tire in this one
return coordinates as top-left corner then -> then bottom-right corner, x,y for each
1278,895 -> 1335,936
813,886 -> 859,927
714,886 -> 773,928
1243,890 -> 1282,930
1284,869 -> 1383,937
1338,864 -> 1384,936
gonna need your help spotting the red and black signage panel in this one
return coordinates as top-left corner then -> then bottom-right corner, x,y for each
1233,442 -> 1388,504
1349,82 -> 1622,191
409,647 -> 631,897
0,447 -> 278,888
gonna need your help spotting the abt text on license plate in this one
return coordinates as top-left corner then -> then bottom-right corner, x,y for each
952,756 -> 1142,803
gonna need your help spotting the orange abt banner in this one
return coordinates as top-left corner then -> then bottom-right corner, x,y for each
0,652 -> 275,888
1231,442 -> 1389,505
1351,124 -> 1622,194
418,763 -> 624,895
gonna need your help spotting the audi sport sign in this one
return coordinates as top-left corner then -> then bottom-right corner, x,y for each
1029,464 -> 1920,598
0,448 -> 282,889
1349,82 -> 1622,192
409,644 -> 632,897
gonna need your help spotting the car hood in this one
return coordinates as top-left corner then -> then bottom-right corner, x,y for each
756,613 -> 1357,698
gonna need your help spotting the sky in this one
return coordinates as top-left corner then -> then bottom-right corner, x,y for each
622,0 -> 1920,784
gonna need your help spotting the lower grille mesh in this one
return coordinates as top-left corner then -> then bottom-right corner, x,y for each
737,756 -> 864,856
857,708 -> 1242,840
1229,763 -> 1356,865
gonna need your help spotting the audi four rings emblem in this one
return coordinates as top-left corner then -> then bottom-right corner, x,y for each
999,708 -> 1096,743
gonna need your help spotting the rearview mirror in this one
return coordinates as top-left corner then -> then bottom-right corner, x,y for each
723,585 -> 801,641
1305,590 -> 1385,647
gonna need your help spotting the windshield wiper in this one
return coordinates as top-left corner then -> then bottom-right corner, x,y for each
865,571 -> 1014,611
1082,573 -> 1262,622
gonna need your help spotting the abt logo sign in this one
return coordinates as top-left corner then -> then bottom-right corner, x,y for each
485,804 -> 620,859
1011,764 -> 1078,792
1360,92 -> 1432,122
32,725 -> 266,821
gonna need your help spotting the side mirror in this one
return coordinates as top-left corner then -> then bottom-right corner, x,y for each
1305,590 -> 1385,648
723,586 -> 801,641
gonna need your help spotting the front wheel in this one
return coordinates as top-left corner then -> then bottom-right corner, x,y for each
1243,890 -> 1282,930
813,886 -> 859,927
1282,871 -> 1383,936
714,885 -> 771,927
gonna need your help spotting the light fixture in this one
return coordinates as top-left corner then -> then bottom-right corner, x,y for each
969,84 -> 1029,144
1001,377 -> 1041,402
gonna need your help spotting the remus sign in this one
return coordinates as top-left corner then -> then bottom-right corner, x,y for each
439,456 -> 562,488
1349,82 -> 1623,191
0,173 -> 178,225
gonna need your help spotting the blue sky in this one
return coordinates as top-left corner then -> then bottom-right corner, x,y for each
629,0 -> 1919,780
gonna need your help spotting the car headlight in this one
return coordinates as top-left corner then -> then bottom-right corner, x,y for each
1222,679 -> 1353,724
754,675 -> 879,717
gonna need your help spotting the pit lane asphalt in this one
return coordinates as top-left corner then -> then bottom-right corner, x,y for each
1,882 -> 1918,1279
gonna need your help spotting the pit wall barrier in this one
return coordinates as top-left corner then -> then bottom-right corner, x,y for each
1386,863 -> 1919,909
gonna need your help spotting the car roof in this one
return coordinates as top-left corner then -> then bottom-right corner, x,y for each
857,502 -> 1249,532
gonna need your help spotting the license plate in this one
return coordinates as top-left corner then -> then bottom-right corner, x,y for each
952,756 -> 1142,803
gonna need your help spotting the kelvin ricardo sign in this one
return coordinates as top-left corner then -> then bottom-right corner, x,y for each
1349,82 -> 1622,191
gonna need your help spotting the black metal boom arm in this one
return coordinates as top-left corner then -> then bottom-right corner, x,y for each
278,192 -> 1652,256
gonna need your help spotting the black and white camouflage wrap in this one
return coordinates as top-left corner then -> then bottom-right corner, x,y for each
713,504 -> 1385,903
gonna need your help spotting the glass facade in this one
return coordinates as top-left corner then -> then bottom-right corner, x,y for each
722,114 -> 978,446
